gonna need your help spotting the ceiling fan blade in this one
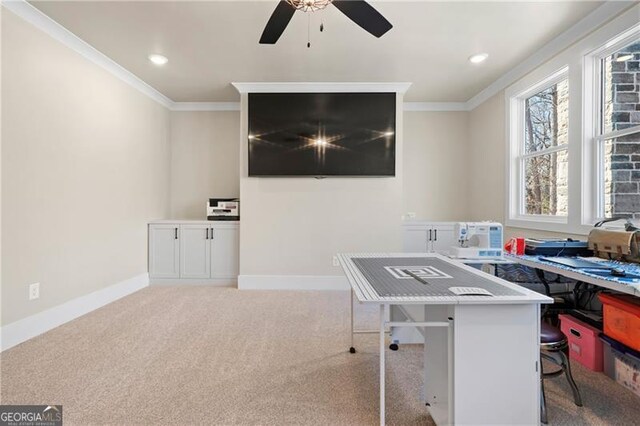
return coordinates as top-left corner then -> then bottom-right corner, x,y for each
260,1 -> 296,44
332,0 -> 392,38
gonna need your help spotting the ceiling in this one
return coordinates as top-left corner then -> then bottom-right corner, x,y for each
30,1 -> 604,102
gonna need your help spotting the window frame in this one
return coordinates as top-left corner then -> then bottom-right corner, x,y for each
584,25 -> 640,226
508,67 -> 570,226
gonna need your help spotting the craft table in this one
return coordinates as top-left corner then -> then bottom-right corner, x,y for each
338,253 -> 552,426
507,254 -> 640,297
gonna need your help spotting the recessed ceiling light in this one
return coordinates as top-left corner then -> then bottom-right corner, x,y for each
616,53 -> 633,62
148,54 -> 168,66
469,53 -> 489,64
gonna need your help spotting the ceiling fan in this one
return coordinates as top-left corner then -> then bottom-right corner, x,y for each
260,0 -> 393,44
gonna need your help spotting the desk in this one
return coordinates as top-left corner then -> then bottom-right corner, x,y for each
339,253 -> 552,426
507,254 -> 640,297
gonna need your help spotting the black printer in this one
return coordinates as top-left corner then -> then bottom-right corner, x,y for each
207,198 -> 239,221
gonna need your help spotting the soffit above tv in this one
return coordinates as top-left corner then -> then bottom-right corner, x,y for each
232,82 -> 412,94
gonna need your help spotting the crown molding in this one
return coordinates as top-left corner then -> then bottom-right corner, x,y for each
465,0 -> 635,110
170,102 -> 241,112
232,82 -> 412,94
403,102 -> 469,112
1,0 -> 173,108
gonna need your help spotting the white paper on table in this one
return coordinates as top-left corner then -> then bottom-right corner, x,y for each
449,287 -> 493,296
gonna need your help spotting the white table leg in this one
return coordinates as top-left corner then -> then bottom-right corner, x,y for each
350,289 -> 355,353
380,304 -> 386,426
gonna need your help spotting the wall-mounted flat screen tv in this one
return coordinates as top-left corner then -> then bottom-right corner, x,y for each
248,92 -> 396,176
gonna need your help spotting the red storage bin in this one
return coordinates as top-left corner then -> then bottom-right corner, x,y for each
559,314 -> 603,372
598,293 -> 640,352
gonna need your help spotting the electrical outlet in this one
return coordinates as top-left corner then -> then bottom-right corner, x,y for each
29,283 -> 40,301
333,256 -> 340,267
407,212 -> 416,219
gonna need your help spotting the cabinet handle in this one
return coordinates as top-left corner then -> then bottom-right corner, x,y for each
434,229 -> 438,241
428,229 -> 432,241
210,228 -> 214,239
175,227 -> 178,240
206,228 -> 209,240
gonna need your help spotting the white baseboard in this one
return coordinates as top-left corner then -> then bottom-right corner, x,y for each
150,278 -> 236,286
238,275 -> 349,290
0,273 -> 149,352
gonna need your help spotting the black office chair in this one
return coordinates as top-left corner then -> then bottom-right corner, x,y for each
540,321 -> 583,424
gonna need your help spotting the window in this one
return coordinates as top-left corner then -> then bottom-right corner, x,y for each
507,8 -> 639,234
595,38 -> 640,220
509,69 -> 570,223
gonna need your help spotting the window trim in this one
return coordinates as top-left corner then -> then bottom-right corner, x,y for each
507,66 -> 570,226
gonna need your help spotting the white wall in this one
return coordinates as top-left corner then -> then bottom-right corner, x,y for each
170,111 -> 240,219
467,92 -> 506,224
1,10 -> 171,326
238,92 -> 405,280
404,111 -> 469,221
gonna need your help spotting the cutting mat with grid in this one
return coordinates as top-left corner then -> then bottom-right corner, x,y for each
352,257 -> 523,298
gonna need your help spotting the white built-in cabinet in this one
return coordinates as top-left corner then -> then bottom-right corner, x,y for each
210,227 -> 240,279
149,221 -> 239,285
148,224 -> 180,278
402,222 -> 457,254
180,224 -> 211,279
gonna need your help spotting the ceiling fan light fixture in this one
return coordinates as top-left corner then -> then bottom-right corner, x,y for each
286,0 -> 333,12
260,0 -> 392,45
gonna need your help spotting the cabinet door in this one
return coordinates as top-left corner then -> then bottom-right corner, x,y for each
211,227 -> 239,279
431,224 -> 456,255
180,224 -> 211,279
149,225 -> 180,278
403,228 -> 430,253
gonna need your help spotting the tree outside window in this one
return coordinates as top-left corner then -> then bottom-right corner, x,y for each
522,79 -> 569,216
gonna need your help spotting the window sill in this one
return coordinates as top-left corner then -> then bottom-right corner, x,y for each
506,217 -> 592,236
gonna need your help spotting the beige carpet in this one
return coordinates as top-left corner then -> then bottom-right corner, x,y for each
1,287 -> 638,425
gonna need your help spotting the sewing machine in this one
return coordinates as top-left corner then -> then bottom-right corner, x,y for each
450,222 -> 504,259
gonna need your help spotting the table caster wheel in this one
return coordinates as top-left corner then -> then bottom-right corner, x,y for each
349,347 -> 356,354
389,343 -> 399,351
